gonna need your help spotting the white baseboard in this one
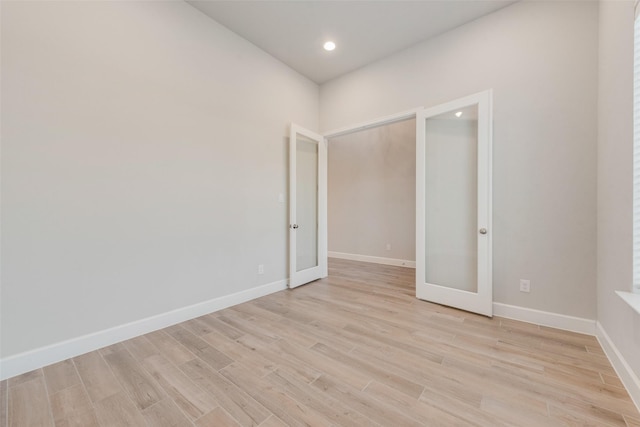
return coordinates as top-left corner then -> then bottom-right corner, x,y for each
328,251 -> 416,268
493,302 -> 597,335
0,279 -> 288,381
596,322 -> 640,412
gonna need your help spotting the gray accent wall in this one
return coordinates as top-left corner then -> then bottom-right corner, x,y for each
328,119 -> 416,263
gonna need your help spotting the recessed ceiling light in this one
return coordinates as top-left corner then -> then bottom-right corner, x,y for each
323,41 -> 336,51
455,111 -> 463,118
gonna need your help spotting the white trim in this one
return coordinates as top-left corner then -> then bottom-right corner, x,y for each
596,322 -> 640,412
617,290 -> 640,315
328,251 -> 416,268
323,108 -> 422,139
0,279 -> 287,381
634,5 -> 640,293
493,302 -> 596,335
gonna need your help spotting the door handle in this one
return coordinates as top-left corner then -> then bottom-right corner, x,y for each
291,224 -> 299,229
479,228 -> 487,234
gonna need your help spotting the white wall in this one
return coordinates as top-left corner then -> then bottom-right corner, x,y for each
328,119 -> 415,262
597,0 -> 640,386
0,1 -> 318,359
320,1 -> 599,319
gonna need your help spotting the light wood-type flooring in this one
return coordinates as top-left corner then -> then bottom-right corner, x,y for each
3,258 -> 640,426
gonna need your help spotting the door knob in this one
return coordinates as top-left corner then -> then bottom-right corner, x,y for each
479,228 -> 487,234
291,224 -> 299,229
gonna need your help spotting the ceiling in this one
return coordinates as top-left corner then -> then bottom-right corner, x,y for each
187,1 -> 516,84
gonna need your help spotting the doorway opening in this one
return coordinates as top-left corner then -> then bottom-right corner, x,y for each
327,118 -> 417,277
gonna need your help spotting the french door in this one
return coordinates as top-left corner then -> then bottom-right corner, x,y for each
288,124 -> 328,288
416,90 -> 493,316
288,91 -> 492,316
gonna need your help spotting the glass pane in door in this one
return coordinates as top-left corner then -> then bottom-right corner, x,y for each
296,133 -> 319,272
424,104 -> 478,292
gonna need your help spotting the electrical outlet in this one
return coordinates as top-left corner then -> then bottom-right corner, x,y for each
386,243 -> 392,251
258,264 -> 264,274
519,279 -> 530,293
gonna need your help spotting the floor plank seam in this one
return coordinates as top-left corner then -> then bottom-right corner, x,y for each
70,357 -> 100,425
40,369 -> 57,427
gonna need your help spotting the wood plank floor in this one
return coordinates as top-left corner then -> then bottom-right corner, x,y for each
3,258 -> 640,426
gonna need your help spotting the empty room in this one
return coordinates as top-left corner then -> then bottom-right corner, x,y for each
2,0 -> 640,426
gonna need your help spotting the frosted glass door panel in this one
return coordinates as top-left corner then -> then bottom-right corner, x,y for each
424,104 -> 478,292
296,134 -> 319,272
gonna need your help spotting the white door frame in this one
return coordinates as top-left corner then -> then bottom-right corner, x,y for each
323,108 -> 424,139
